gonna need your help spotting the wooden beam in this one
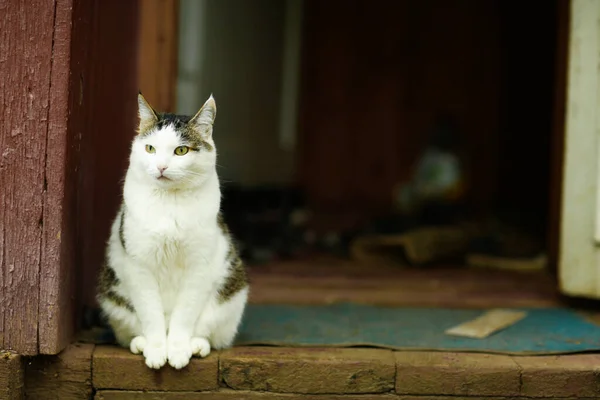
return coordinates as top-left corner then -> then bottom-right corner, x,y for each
39,0 -> 84,356
1,0 -> 141,355
0,0 -> 56,355
137,0 -> 180,112
41,0 -> 140,355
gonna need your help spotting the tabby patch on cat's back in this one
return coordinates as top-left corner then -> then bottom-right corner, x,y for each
97,93 -> 248,371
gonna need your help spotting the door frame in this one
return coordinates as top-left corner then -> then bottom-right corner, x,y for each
137,0 -> 180,112
559,0 -> 600,298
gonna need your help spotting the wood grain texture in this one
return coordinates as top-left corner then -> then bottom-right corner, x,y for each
138,0 -> 179,112
0,0 -> 56,355
25,343 -> 94,399
96,392 -> 400,400
395,352 -> 521,397
0,351 -> 24,399
93,345 -> 218,391
39,0 -> 82,355
2,0 -> 141,355
221,347 -> 395,394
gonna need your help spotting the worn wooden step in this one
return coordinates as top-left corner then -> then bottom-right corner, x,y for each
91,345 -> 600,399
94,393 -> 599,400
12,343 -> 600,399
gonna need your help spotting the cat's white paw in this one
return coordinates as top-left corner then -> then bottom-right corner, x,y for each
130,336 -> 147,355
191,337 -> 211,358
167,338 -> 193,369
143,338 -> 168,369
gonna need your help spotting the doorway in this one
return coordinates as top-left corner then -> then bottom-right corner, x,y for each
159,0 -> 565,308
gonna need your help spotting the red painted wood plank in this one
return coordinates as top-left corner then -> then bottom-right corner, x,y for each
0,0 -> 57,355
0,149 -> 4,347
39,0 -> 82,355
40,0 -> 140,354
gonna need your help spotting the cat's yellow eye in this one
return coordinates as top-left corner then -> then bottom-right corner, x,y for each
174,146 -> 189,156
145,144 -> 156,154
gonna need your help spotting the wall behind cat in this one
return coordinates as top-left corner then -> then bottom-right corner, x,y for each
177,0 -> 296,187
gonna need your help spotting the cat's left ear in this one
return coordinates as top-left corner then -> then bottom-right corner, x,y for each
190,94 -> 217,140
138,92 -> 158,134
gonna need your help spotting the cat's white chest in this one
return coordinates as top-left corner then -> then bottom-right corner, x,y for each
126,201 -> 218,314
127,196 -> 217,268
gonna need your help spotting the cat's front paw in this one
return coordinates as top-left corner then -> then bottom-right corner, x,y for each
167,337 -> 193,369
191,337 -> 211,358
143,338 -> 168,369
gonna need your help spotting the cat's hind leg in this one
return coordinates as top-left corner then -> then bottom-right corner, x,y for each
98,297 -> 142,350
193,287 -> 249,357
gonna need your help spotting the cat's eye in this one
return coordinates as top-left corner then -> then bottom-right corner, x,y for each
174,146 -> 189,156
145,144 -> 156,154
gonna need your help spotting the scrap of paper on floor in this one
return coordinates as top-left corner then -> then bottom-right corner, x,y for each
445,309 -> 528,339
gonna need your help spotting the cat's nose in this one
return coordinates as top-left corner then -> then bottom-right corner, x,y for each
157,165 -> 168,174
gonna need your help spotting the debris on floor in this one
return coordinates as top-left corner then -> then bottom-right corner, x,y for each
445,309 -> 528,339
350,225 -> 471,266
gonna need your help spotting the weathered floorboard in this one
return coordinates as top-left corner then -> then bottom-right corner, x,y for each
0,351 -> 24,399
25,343 -> 94,399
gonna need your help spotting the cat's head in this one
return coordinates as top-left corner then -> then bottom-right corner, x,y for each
130,93 -> 217,189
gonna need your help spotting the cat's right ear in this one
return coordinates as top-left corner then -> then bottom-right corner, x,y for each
138,92 -> 158,134
189,95 -> 217,140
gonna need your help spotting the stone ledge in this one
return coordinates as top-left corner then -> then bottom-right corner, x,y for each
220,347 -> 396,394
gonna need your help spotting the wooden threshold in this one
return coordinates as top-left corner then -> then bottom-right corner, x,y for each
7,343 -> 600,399
247,257 -> 560,308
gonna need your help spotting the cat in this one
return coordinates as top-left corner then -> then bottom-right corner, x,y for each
97,93 -> 248,370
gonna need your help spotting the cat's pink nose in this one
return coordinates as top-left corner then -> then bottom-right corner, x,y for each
157,165 -> 168,174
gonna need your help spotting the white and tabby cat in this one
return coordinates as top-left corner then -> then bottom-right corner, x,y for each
97,94 -> 248,370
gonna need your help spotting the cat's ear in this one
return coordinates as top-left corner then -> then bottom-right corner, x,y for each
190,94 -> 217,140
137,92 -> 158,134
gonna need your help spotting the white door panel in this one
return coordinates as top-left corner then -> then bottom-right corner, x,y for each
560,0 -> 600,298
